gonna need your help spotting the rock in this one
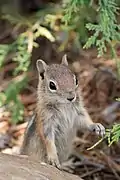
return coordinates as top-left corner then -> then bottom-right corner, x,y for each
0,153 -> 83,180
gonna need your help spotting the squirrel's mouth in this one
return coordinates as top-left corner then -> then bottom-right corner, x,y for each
67,93 -> 76,102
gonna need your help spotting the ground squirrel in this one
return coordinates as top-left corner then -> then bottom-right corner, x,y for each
21,54 -> 105,171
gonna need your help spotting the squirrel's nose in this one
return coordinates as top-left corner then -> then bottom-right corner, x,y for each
67,96 -> 75,102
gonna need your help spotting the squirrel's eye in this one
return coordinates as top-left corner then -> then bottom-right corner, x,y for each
75,77 -> 78,86
49,81 -> 57,91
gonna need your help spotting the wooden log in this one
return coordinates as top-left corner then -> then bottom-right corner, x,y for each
0,153 -> 82,180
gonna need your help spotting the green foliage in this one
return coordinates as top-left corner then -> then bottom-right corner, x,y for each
0,45 -> 9,66
84,0 -> 120,57
63,0 -> 92,25
116,97 -> 120,101
0,76 -> 28,123
62,0 -> 96,47
106,98 -> 120,145
0,7 -> 57,124
0,34 -> 31,72
12,34 -> 31,74
0,33 -> 31,124
106,124 -> 120,146
63,0 -> 120,57
63,0 -> 120,80
87,124 -> 120,151
87,98 -> 120,150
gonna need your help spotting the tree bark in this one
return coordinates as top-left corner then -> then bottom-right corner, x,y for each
0,153 -> 83,180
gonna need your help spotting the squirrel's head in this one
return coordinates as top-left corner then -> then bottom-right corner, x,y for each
36,54 -> 79,104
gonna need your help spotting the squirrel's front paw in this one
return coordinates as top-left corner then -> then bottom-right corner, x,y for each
48,153 -> 61,169
89,123 -> 105,137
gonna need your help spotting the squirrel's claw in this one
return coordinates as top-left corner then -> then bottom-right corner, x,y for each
48,155 -> 61,169
89,123 -> 105,137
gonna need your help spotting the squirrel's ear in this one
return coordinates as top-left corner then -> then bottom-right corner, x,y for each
36,59 -> 48,79
61,54 -> 68,66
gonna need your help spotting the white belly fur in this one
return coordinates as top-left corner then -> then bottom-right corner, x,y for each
55,103 -> 78,163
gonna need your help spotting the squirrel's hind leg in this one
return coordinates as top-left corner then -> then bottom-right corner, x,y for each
61,137 -> 83,174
